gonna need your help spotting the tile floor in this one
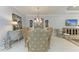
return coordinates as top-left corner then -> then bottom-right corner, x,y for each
1,35 -> 79,52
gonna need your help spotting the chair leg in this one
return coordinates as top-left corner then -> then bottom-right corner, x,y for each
24,38 -> 28,47
25,39 -> 27,47
23,38 -> 26,47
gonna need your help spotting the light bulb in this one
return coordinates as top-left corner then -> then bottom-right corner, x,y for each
11,21 -> 18,25
34,20 -> 37,22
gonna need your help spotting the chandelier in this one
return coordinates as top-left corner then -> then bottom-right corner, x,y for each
34,7 -> 42,25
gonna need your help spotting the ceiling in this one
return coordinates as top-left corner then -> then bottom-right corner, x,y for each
13,6 -> 79,15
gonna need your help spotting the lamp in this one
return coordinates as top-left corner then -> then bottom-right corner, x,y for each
11,21 -> 18,25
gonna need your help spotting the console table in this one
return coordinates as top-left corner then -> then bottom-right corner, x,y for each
62,27 -> 79,35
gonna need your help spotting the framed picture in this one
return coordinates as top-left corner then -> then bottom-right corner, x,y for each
45,20 -> 49,27
12,13 -> 22,30
29,20 -> 33,27
65,19 -> 78,26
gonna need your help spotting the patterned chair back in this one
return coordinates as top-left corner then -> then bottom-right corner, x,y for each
28,28 -> 49,52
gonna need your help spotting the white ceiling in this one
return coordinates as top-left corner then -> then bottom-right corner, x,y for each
13,6 -> 79,15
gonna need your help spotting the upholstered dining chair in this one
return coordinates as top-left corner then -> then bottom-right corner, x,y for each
22,27 -> 31,47
28,28 -> 50,52
47,27 -> 53,48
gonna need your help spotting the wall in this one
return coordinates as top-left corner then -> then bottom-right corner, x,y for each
0,7 -> 24,41
23,13 -> 79,30
23,15 -> 53,28
51,14 -> 79,29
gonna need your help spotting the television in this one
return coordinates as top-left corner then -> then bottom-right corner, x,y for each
65,19 -> 78,26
